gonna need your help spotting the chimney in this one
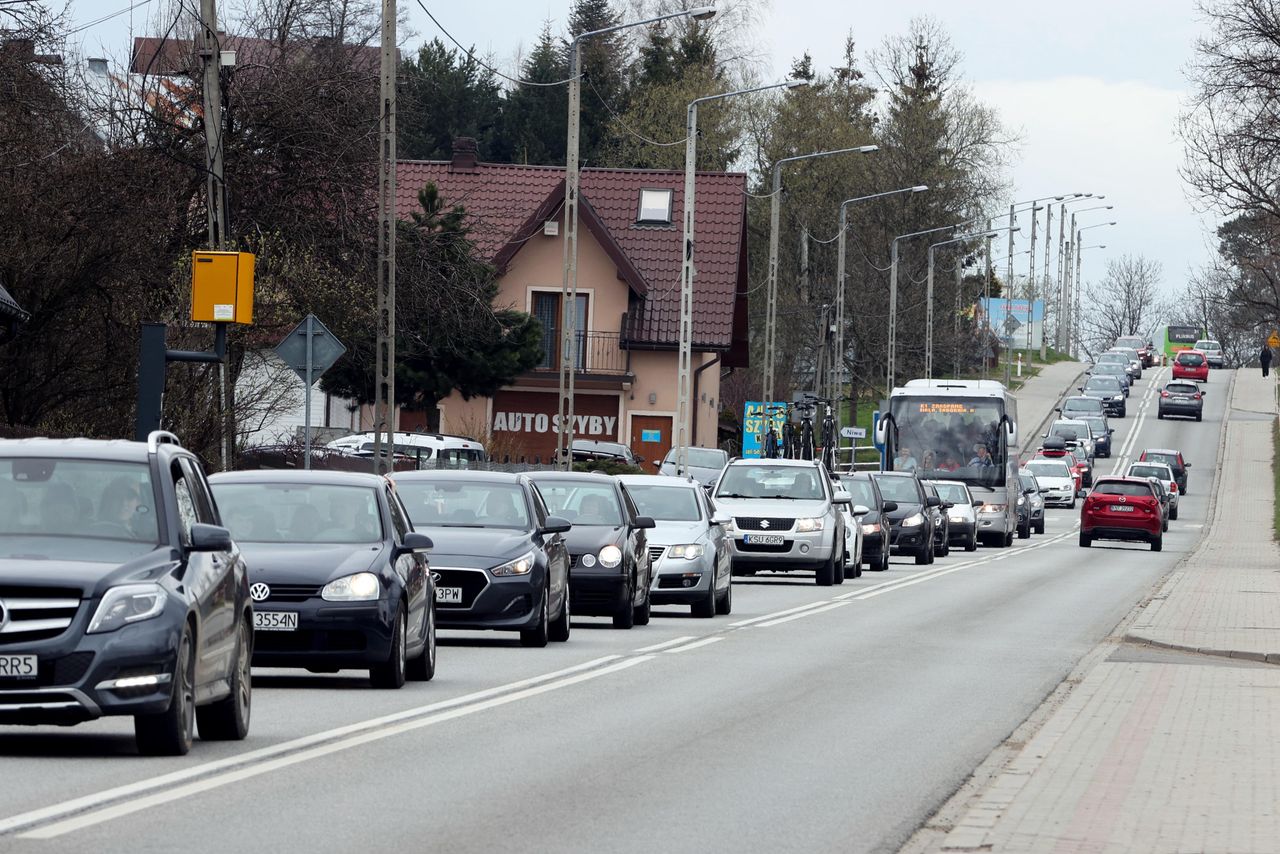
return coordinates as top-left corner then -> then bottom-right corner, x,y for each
450,137 -> 479,172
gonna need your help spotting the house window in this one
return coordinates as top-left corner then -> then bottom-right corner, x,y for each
637,188 -> 673,224
533,292 -> 588,370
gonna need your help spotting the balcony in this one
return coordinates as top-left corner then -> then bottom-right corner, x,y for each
529,330 -> 631,381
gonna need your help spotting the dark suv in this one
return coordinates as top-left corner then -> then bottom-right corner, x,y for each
0,431 -> 252,755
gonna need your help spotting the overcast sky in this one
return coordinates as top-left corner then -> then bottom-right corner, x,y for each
66,0 -> 1216,296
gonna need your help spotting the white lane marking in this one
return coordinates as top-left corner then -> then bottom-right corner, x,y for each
19,655 -> 657,840
834,559 -> 986,600
756,600 -> 851,627
729,600 -> 832,627
0,654 -> 626,837
634,636 -> 697,653
664,637 -> 725,654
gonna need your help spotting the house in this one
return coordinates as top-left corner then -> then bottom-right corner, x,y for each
396,138 -> 750,464
0,283 -> 29,343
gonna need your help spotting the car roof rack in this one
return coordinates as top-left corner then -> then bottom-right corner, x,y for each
146,430 -> 182,452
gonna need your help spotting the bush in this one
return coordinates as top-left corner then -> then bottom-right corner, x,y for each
572,459 -> 645,476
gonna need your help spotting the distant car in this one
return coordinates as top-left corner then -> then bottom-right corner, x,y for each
326,431 -> 487,469
0,432 -> 252,755
1127,462 -> 1181,520
1047,419 -> 1097,458
528,472 -> 655,628
838,472 -> 893,572
655,446 -> 729,486
1078,415 -> 1113,458
922,481 -> 952,558
714,458 -> 852,585
1172,349 -> 1210,382
932,480 -> 979,551
1091,362 -> 1132,396
390,471 -> 572,647
1115,335 -> 1156,367
1024,458 -> 1077,508
1069,445 -> 1094,488
570,439 -> 641,466
871,471 -> 942,562
1035,437 -> 1087,492
1060,395 -> 1106,421
1139,448 -> 1190,494
1108,347 -> 1144,380
211,470 -> 437,685
1018,470 -> 1046,534
617,475 -> 733,617
1193,339 -> 1225,368
1080,477 -> 1164,551
1080,375 -> 1127,417
1157,380 -> 1205,421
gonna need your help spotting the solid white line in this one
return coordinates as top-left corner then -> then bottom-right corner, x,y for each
728,600 -> 832,627
664,637 -> 725,654
634,636 -> 697,653
19,656 -> 657,840
0,654 -> 625,837
756,601 -> 851,626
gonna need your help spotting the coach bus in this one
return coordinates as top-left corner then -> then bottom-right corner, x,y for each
1152,324 -> 1205,362
875,379 -> 1020,547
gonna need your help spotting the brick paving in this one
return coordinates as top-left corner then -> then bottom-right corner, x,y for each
928,368 -> 1280,853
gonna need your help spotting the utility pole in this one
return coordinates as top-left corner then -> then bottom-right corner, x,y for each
1026,204 -> 1038,353
372,0 -> 397,473
1056,205 -> 1067,351
1004,204 -> 1015,388
1042,204 -> 1052,360
982,226 -> 992,380
953,258 -> 963,378
197,0 -> 231,469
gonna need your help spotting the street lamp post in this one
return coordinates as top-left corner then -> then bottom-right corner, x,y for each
762,144 -> 879,407
675,79 -> 805,476
557,5 -> 715,471
927,226 -> 1016,379
1072,222 -> 1116,355
1059,205 -> 1112,353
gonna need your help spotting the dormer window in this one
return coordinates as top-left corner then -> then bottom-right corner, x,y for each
637,188 -> 673,224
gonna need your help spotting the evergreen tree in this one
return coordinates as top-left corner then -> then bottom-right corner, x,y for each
399,38 -> 507,161
504,23 -> 569,164
567,0 -> 629,166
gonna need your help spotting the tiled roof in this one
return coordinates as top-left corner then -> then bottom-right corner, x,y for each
0,283 -> 28,323
396,158 -> 748,354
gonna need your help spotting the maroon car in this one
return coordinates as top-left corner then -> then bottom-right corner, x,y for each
1079,477 -> 1164,551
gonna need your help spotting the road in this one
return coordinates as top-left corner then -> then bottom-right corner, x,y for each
0,368 -> 1226,854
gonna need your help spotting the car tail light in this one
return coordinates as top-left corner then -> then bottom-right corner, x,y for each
1161,391 -> 1170,398
1170,482 -> 1178,493
1193,392 -> 1201,400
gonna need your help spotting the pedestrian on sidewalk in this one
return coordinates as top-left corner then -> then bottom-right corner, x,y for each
1261,344 -> 1272,377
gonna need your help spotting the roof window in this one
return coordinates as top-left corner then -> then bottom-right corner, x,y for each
637,188 -> 673,224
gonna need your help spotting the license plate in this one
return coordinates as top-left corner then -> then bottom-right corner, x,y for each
1110,505 -> 1134,513
744,534 -> 785,545
435,587 -> 463,604
254,611 -> 298,632
0,655 -> 37,679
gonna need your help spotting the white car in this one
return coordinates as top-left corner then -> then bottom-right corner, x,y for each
1126,461 -> 1181,520
1024,459 -> 1077,508
327,431 -> 486,467
841,505 -> 868,578
1193,339 -> 1225,368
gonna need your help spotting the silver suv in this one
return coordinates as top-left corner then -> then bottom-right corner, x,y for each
712,458 -> 852,586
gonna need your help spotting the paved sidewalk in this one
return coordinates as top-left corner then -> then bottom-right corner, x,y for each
922,368 -> 1280,853
1012,360 -> 1088,438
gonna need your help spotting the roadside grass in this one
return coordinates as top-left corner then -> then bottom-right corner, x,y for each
1273,419 -> 1280,542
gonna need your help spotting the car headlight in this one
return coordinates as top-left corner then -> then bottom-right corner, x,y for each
321,572 -> 381,602
902,513 -> 924,527
795,517 -> 825,533
1016,497 -> 1026,506
491,550 -> 535,577
861,522 -> 881,535
666,544 -> 704,560
980,503 -> 1007,513
598,545 -> 623,568
87,583 -> 168,634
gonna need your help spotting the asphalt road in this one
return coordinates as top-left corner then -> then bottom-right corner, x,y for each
0,368 -> 1228,854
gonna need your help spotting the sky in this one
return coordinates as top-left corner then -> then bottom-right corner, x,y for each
64,0 -> 1217,297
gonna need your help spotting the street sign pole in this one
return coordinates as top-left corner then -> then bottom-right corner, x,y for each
304,314 -> 314,469
276,314 -> 346,469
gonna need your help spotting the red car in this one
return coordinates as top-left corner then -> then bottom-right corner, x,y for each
1171,348 -> 1209,381
1079,477 -> 1164,551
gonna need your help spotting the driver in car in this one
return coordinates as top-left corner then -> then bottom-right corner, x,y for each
576,494 -> 614,525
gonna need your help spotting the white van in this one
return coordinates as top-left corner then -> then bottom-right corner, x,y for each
326,432 -> 487,468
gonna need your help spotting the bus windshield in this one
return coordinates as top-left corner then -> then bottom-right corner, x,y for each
888,397 -> 1007,486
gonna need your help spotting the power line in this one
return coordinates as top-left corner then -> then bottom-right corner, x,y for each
67,0 -> 154,35
585,75 -> 686,148
413,0 -> 575,88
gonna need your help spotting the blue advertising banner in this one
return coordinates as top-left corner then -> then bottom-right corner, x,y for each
741,401 -> 787,458
980,297 -> 1044,351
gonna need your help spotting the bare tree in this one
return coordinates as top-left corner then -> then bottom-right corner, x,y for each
1079,255 -> 1169,358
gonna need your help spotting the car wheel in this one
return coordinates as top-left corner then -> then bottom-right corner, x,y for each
875,550 -> 890,571
196,616 -> 252,741
1018,520 -> 1030,539
135,622 -> 195,756
549,586 -> 571,642
1157,411 -> 1164,420
612,583 -> 636,629
519,588 -> 551,647
816,553 -> 836,585
715,577 -> 733,615
370,606 -> 407,688
1170,505 -> 1179,521
408,602 -> 438,678
1003,530 -> 1014,548
1195,413 -> 1202,422
1151,533 -> 1163,552
1079,532 -> 1092,548
914,543 -> 930,565
834,546 -> 846,585
692,579 -> 716,618
1068,496 -> 1076,510
1034,519 -> 1045,535
964,534 -> 977,552
634,584 -> 652,626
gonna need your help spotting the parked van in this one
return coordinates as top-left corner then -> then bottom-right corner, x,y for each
326,431 -> 487,468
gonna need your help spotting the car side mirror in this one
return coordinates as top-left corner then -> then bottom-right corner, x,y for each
1077,386 -> 1084,392
1023,487 -> 1036,495
711,512 -> 732,526
972,499 -> 984,507
539,515 -> 572,535
190,523 -> 232,553
651,460 -> 663,470
942,501 -> 954,510
851,504 -> 871,517
832,490 -> 852,505
882,500 -> 899,513
634,515 -> 657,530
925,495 -> 941,507
397,531 -> 433,554
1184,463 -> 1191,468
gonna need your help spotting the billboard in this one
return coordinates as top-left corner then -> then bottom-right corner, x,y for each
980,298 -> 1044,351
741,401 -> 787,458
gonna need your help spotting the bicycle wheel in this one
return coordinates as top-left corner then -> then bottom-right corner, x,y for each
801,423 -> 814,460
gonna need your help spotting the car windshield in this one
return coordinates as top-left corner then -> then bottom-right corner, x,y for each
1063,398 -> 1104,415
870,474 -> 922,503
393,480 -> 530,529
1026,461 -> 1071,479
1128,465 -> 1170,480
837,477 -> 879,508
666,448 -> 726,469
0,458 -> 160,559
717,465 -> 825,500
1019,474 -> 1038,491
625,485 -> 702,522
1095,365 -> 1128,378
934,482 -> 970,504
1094,481 -> 1155,498
1166,383 -> 1198,395
534,481 -> 623,525
1115,337 -> 1145,349
212,483 -> 383,543
1085,377 -> 1120,391
1193,340 -> 1219,350
1177,352 -> 1205,365
1051,424 -> 1089,442
1097,353 -> 1127,363
1071,447 -> 1089,464
1142,452 -> 1182,470
1081,417 -> 1107,434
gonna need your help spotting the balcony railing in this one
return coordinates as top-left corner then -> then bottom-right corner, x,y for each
533,330 -> 629,377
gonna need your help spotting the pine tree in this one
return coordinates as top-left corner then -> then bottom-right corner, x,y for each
399,38 -> 506,161
567,0 -> 628,166
503,23 -> 569,164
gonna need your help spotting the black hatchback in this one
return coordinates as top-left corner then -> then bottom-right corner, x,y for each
528,472 -> 655,629
210,471 -> 436,688
870,471 -> 939,565
391,471 -> 572,647
838,473 -> 895,572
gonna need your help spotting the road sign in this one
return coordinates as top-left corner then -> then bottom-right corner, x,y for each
840,426 -> 866,439
1268,330 -> 1279,349
274,315 -> 346,469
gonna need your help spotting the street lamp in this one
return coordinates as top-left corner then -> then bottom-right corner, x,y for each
556,5 -> 716,470
831,185 -> 928,427
675,78 -> 807,476
762,144 -> 879,406
1072,222 -> 1117,356
927,226 -> 1017,379
1054,199 -> 1108,351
